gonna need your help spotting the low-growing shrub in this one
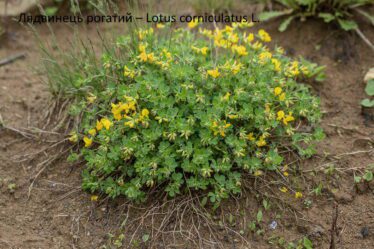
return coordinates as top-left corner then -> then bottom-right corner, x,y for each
68,22 -> 324,206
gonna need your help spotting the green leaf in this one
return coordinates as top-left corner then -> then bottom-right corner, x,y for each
361,98 -> 374,107
259,10 -> 292,21
354,175 -> 362,183
142,234 -> 150,243
363,171 -> 373,182
296,0 -> 313,5
45,7 -> 58,16
257,210 -> 263,223
278,16 -> 295,32
365,79 -> 374,96
303,237 -> 313,249
318,13 -> 335,23
338,19 -> 358,31
200,196 -> 208,207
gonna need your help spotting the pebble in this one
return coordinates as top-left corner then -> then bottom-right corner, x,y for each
361,227 -> 369,238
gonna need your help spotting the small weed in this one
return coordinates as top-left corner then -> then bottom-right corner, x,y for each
7,183 -> 16,193
361,79 -> 374,108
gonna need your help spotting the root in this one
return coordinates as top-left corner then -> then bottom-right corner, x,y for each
113,194 -> 250,249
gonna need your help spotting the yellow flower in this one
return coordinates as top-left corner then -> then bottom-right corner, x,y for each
225,25 -> 234,33
277,110 -> 285,121
283,112 -> 295,125
279,92 -> 286,101
228,114 -> 238,119
233,20 -> 254,28
227,32 -> 239,44
222,92 -> 231,101
199,28 -> 213,38
271,58 -> 281,72
90,195 -> 98,201
256,135 -> 267,147
254,170 -> 263,176
88,128 -> 96,136
83,136 -> 93,147
252,41 -> 263,50
138,44 -> 146,52
274,87 -> 282,96
280,186 -> 288,193
86,94 -> 96,104
301,65 -> 309,75
100,118 -> 112,130
258,29 -> 271,42
141,108 -> 149,117
207,69 -> 220,78
68,132 -> 78,143
247,132 -> 255,141
156,23 -> 165,29
111,102 -> 124,120
125,120 -> 135,128
188,19 -> 199,29
231,61 -> 243,74
265,103 -> 271,113
147,52 -> 155,62
283,171 -> 289,177
124,66 -> 136,79
200,47 -> 208,56
295,192 -> 303,198
96,120 -> 103,131
258,51 -> 272,63
286,61 -> 300,77
245,33 -> 254,43
191,46 -> 208,56
232,45 -> 248,56
139,51 -> 148,62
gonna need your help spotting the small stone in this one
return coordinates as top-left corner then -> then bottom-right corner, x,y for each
269,220 -> 277,230
361,227 -> 369,238
312,225 -> 325,238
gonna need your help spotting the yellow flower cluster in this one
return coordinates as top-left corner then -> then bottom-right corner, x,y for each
276,110 -> 295,125
258,29 -> 271,42
231,44 -> 248,56
111,97 -> 137,121
271,58 -> 281,72
274,86 -> 286,101
285,61 -> 300,77
124,66 -> 137,79
232,20 -> 254,29
210,120 -> 232,137
81,117 -> 113,147
96,117 -> 113,131
258,51 -> 272,64
137,27 -> 154,41
111,96 -> 150,128
137,43 -> 172,70
191,46 -> 208,56
188,19 -> 200,29
221,61 -> 243,75
256,134 -> 267,147
207,68 -> 220,78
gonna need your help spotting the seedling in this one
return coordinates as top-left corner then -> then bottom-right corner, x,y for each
361,79 -> 374,108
